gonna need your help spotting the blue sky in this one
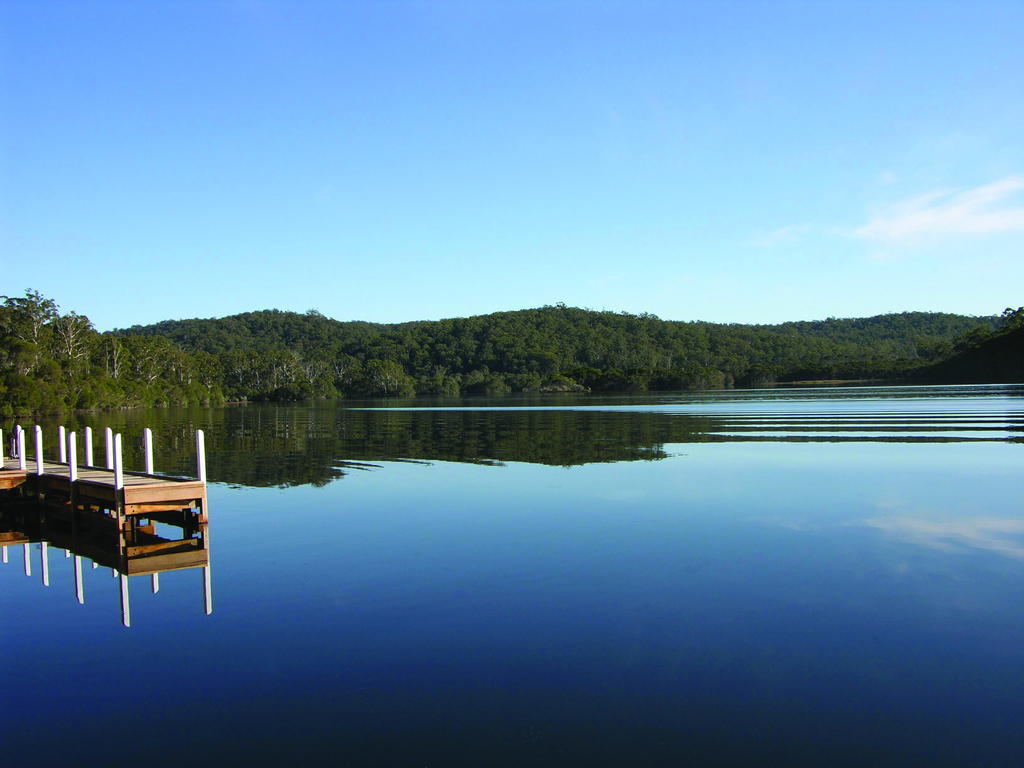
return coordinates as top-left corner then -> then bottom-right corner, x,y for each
2,1 -> 1022,330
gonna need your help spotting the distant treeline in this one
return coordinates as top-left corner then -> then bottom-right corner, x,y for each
2,289 -> 1015,416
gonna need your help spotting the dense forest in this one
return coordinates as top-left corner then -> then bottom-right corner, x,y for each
1,289 -> 1017,417
918,307 -> 1024,383
0,290 -> 225,418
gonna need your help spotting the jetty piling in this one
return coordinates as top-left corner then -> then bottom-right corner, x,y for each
17,427 -> 26,471
34,427 -> 43,476
68,431 -> 78,482
144,428 -> 154,475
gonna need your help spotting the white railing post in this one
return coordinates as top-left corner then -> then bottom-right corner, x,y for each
34,426 -> 43,475
144,427 -> 154,474
0,428 -> 4,464
105,427 -> 114,470
58,426 -> 66,463
195,429 -> 207,483
68,431 -> 78,482
114,433 -> 124,490
84,426 -> 94,467
17,427 -> 26,471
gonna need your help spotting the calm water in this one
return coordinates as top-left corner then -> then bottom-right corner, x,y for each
3,385 -> 1023,766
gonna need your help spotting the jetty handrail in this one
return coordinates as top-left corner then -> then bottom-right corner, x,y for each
7,423 -> 209,483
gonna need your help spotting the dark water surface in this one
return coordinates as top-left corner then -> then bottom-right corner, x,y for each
3,385 -> 1024,765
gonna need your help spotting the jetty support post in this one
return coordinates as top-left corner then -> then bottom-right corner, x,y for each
105,427 -> 114,470
0,427 -> 3,463
68,430 -> 79,531
34,426 -> 44,476
2,546 -> 7,564
17,427 -> 26,471
23,542 -> 31,576
68,431 -> 78,482
58,426 -> 66,463
195,429 -> 208,523
144,427 -> 154,474
114,433 -> 125,549
151,573 -> 160,594
68,431 -> 78,520
84,426 -> 94,467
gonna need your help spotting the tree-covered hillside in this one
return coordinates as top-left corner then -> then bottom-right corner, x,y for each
3,289 -> 1010,415
117,302 -> 997,401
917,307 -> 1024,383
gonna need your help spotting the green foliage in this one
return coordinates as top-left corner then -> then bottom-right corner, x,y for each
117,302 -> 998,400
918,310 -> 1024,384
0,290 -> 225,416
3,291 -> 1008,415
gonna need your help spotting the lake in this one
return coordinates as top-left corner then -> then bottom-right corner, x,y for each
3,385 -> 1023,766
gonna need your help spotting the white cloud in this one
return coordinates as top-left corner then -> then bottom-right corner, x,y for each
854,175 -> 1024,243
863,516 -> 1024,560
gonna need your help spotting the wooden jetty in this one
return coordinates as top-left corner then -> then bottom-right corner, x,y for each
1,424 -> 208,521
0,423 -> 212,626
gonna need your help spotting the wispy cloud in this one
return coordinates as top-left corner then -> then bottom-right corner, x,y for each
863,516 -> 1024,560
854,175 -> 1024,243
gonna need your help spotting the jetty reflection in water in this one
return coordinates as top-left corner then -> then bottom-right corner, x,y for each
0,500 -> 211,627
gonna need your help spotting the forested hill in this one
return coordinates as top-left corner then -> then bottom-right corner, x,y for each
121,311 -> 385,356
2,290 -> 1008,415
116,305 -> 996,399
918,309 -> 1024,383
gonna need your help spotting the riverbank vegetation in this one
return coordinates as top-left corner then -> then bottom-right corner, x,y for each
1,290 -> 225,417
2,289 -> 1014,415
